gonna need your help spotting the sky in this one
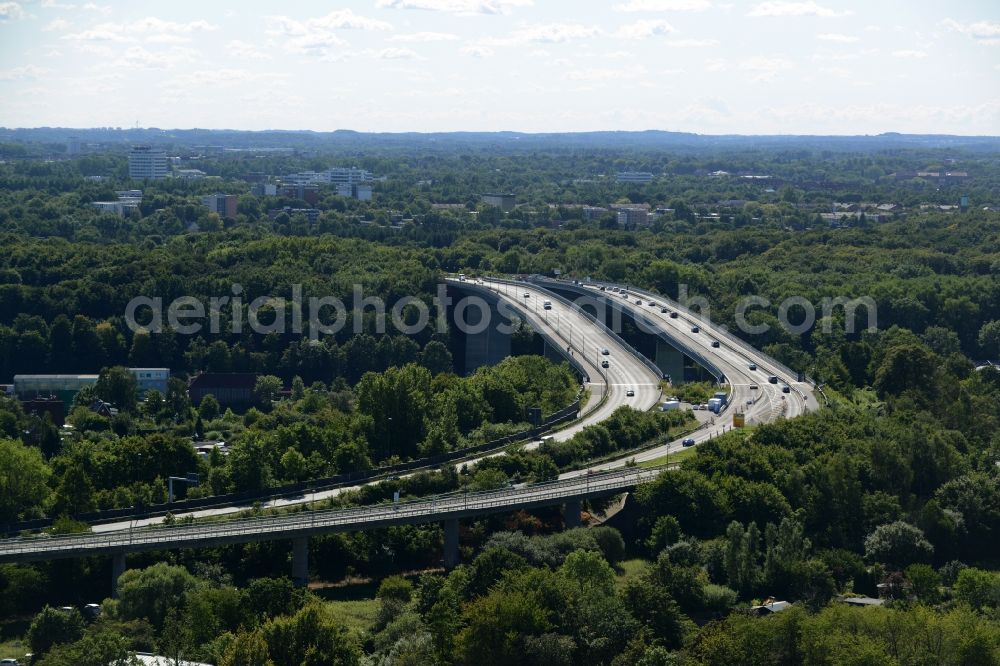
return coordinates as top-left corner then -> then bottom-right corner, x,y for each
0,0 -> 998,134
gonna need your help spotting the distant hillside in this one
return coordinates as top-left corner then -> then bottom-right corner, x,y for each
2,127 -> 999,154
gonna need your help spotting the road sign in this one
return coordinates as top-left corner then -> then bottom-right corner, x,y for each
733,412 -> 745,428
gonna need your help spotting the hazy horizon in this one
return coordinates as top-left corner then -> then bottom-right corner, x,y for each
1,0 -> 998,135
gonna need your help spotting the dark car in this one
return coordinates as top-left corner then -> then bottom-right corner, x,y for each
691,326 -> 700,333
711,340 -> 720,348
749,363 -> 757,371
601,360 -> 609,368
682,438 -> 696,447
782,385 -> 791,393
661,307 -> 668,313
768,376 -> 779,384
669,312 -> 679,319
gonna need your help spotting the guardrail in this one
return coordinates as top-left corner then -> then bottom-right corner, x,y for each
0,465 -> 667,561
1,396 -> 584,536
581,278 -> 812,386
500,277 -> 667,382
529,277 -> 726,382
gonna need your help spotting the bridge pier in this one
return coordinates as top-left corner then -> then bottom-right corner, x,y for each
292,537 -> 309,587
443,519 -> 460,569
111,551 -> 127,598
564,499 -> 583,529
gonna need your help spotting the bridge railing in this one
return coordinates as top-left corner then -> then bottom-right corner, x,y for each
0,465 -> 669,558
2,392 -> 585,536
579,278 -> 812,386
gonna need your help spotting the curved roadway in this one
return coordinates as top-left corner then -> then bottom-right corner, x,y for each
9,275 -> 818,547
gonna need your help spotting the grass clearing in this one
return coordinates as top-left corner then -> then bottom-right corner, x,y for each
615,558 -> 650,591
638,445 -> 698,468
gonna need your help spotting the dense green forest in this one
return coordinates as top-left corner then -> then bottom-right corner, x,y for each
0,141 -> 999,664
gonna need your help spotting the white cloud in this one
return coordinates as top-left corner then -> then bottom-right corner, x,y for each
614,19 -> 676,39
81,2 -> 109,14
612,0 -> 711,11
375,0 -> 532,15
63,17 -> 217,43
567,66 -> 645,81
389,31 -> 459,42
739,55 -> 792,81
268,10 -> 392,59
461,45 -> 494,57
227,39 -> 271,60
114,45 -> 197,69
665,38 -> 717,47
892,49 -> 926,58
41,17 -> 70,31
0,64 -> 50,80
0,2 -> 26,20
369,47 -> 420,59
507,22 -> 601,43
816,32 -> 857,42
943,18 -> 1000,45
748,2 -> 850,18
61,26 -> 129,42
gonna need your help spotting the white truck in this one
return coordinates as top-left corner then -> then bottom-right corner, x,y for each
660,400 -> 680,412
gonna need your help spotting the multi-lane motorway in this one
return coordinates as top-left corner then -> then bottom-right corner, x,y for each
1,274 -> 818,563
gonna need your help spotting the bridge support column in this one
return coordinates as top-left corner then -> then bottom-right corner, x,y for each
292,537 -> 309,587
111,552 -> 126,598
443,519 -> 460,569
564,499 -> 583,529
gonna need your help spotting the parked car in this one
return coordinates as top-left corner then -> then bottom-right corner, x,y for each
682,437 -> 696,447
749,384 -> 759,390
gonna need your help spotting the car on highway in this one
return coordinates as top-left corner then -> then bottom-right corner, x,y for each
601,348 -> 610,355
747,398 -> 754,405
768,376 -> 779,384
669,312 -> 679,318
691,326 -> 700,333
601,360 -> 609,368
661,307 -> 668,313
543,300 -> 552,309
682,437 -> 696,447
648,301 -> 657,307
782,385 -> 791,393
749,363 -> 757,371
524,292 -> 530,298
635,299 -> 642,305
600,286 -> 606,291
626,388 -> 635,396
711,340 -> 720,348
750,384 -> 759,390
